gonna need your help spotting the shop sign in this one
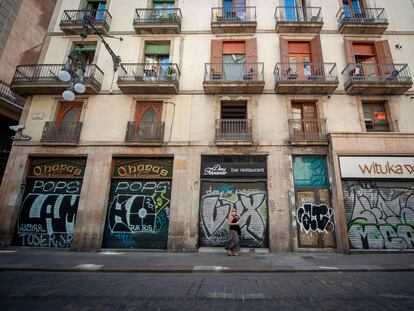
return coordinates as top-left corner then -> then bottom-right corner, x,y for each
339,156 -> 414,179
113,158 -> 173,179
29,158 -> 86,178
201,162 -> 267,178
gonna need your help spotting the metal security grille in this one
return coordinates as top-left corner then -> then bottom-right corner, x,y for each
342,180 -> 414,250
199,181 -> 268,248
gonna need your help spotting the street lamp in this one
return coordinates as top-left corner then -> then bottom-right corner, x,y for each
58,14 -> 123,101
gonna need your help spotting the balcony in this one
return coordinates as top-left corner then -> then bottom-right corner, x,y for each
203,63 -> 264,94
211,6 -> 256,33
275,6 -> 323,33
274,63 -> 339,94
41,121 -> 83,144
60,9 -> 112,34
288,119 -> 328,144
134,8 -> 182,34
117,63 -> 180,94
10,64 -> 104,96
342,63 -> 413,95
125,121 -> 165,145
336,7 -> 388,34
215,119 -> 252,145
0,80 -> 25,110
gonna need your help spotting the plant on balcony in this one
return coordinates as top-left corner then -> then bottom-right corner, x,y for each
166,65 -> 176,81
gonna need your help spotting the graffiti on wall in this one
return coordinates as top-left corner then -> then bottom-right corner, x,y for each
199,182 -> 268,248
296,204 -> 335,234
14,179 -> 81,248
343,181 -> 414,250
102,180 -> 171,249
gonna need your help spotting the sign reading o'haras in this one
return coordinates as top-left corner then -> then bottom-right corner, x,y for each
29,158 -> 86,178
112,158 -> 173,179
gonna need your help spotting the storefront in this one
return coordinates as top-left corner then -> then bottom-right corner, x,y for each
13,157 -> 86,248
292,156 -> 336,249
101,158 -> 173,249
199,155 -> 269,248
340,156 -> 414,250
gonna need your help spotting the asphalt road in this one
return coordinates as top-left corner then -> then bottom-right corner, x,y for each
0,271 -> 413,311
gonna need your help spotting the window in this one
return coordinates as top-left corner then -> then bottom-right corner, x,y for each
219,101 -> 248,138
288,42 -> 312,78
72,43 -> 97,64
291,103 -> 319,139
284,0 -> 307,21
222,0 -> 246,21
223,42 -> 245,80
86,0 -> 106,20
144,42 -> 170,80
343,0 -> 364,17
134,103 -> 163,140
221,101 -> 247,119
153,0 -> 175,18
362,102 -> 389,132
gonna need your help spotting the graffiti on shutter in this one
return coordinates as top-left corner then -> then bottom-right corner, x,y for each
343,181 -> 414,250
102,179 -> 171,249
199,182 -> 268,248
13,179 -> 82,248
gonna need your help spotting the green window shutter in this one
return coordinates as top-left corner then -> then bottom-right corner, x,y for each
145,44 -> 170,55
72,44 -> 97,52
153,0 -> 175,3
293,156 -> 329,187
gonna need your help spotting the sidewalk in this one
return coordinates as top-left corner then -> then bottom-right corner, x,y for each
0,248 -> 413,273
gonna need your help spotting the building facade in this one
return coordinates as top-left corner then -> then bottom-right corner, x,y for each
0,0 -> 413,252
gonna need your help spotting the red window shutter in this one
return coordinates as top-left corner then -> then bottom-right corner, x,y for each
211,39 -> 223,75
375,40 -> 393,65
343,38 -> 355,65
310,35 -> 324,75
245,38 -> 257,78
280,36 -> 289,75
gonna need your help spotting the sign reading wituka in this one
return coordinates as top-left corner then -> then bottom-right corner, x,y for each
339,156 -> 414,179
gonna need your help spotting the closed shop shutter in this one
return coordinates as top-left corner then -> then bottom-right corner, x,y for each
13,158 -> 86,248
102,158 -> 173,249
343,180 -> 414,250
199,181 -> 268,248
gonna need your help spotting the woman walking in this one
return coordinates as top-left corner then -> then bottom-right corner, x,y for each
225,207 -> 241,256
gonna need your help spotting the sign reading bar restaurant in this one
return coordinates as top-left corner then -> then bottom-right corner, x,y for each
339,156 -> 414,179
28,158 -> 86,178
201,156 -> 267,179
113,158 -> 173,179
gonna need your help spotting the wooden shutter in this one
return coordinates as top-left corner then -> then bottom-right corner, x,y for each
57,102 -> 82,122
310,35 -> 324,75
280,36 -> 289,75
135,102 -> 162,122
245,38 -> 257,78
375,40 -> 393,75
211,39 -> 223,75
343,38 -> 355,64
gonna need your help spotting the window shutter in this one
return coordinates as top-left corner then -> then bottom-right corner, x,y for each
375,40 -> 393,76
245,38 -> 257,77
211,39 -> 223,75
280,36 -> 289,75
343,38 -> 355,64
310,35 -> 324,75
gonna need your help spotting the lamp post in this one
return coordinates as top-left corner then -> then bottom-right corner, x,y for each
58,14 -> 123,101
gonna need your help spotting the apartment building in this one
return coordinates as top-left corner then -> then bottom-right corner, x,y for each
0,0 -> 413,253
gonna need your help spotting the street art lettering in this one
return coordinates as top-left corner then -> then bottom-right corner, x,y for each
343,181 -> 414,250
296,204 -> 335,234
199,182 -> 268,248
14,179 -> 81,248
102,180 -> 171,249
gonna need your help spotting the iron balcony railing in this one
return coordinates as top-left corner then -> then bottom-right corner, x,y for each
41,121 -> 83,143
365,120 -> 389,132
342,63 -> 412,84
211,6 -> 256,23
204,63 -> 264,82
118,63 -> 180,84
0,80 -> 25,108
216,119 -> 252,141
336,7 -> 387,25
60,9 -> 112,26
288,119 -> 327,141
275,6 -> 322,23
125,121 -> 165,142
11,64 -> 104,90
274,63 -> 338,82
134,8 -> 182,25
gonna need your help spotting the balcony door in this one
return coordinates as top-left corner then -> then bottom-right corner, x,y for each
292,103 -> 318,140
153,0 -> 175,18
86,0 -> 106,20
288,42 -> 312,79
223,0 -> 246,21
284,0 -> 306,21
144,43 -> 170,80
220,101 -> 247,139
353,43 -> 378,79
54,102 -> 82,140
222,41 -> 245,81
343,0 -> 365,18
135,103 -> 162,140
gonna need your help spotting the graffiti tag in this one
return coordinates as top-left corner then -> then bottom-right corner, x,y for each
296,204 -> 335,234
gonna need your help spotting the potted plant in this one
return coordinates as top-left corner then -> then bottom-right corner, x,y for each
167,65 -> 176,81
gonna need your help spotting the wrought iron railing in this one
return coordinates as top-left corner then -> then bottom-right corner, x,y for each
211,6 -> 256,23
125,121 -> 165,142
118,63 -> 180,84
0,80 -> 25,108
288,119 -> 327,141
274,63 -> 338,82
41,121 -> 83,143
365,120 -> 389,132
11,64 -> 104,91
215,119 -> 252,141
336,7 -> 387,25
204,63 -> 264,82
60,9 -> 112,26
134,8 -> 182,25
275,6 -> 322,23
342,63 -> 412,84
